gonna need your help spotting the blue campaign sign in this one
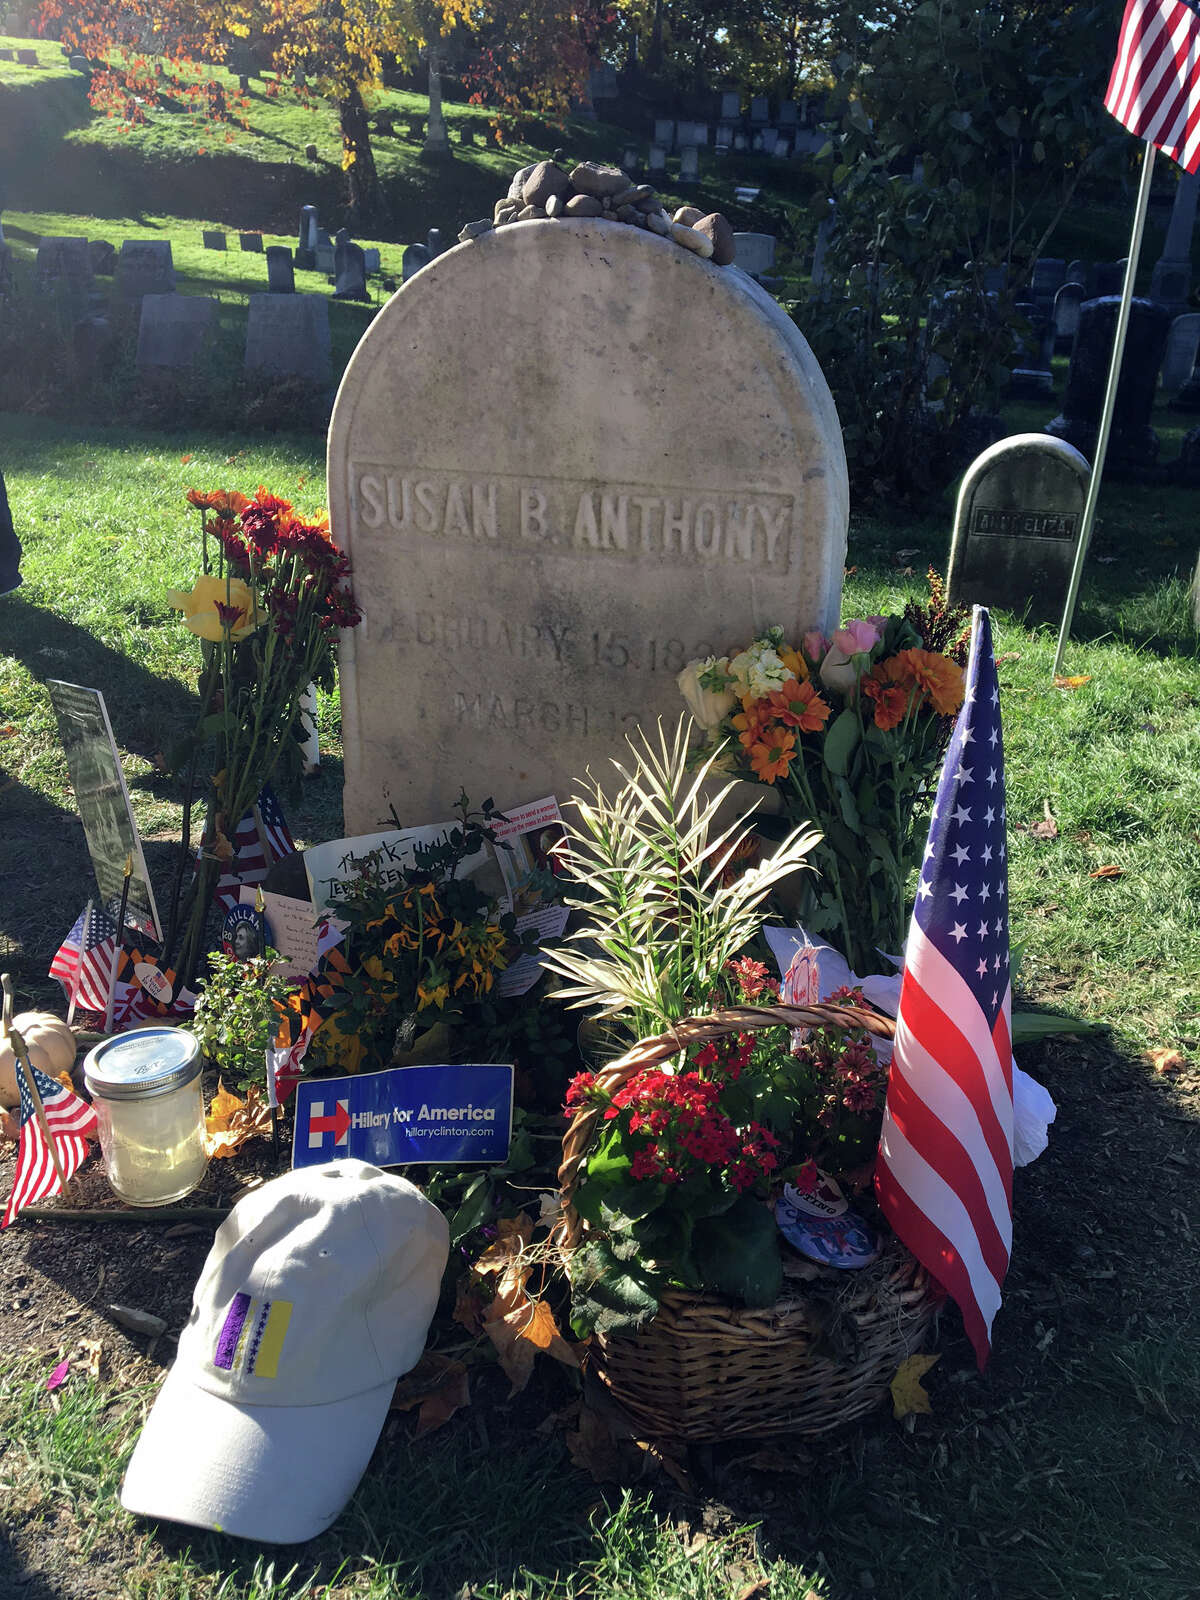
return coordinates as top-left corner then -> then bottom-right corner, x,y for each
292,1063 -> 514,1169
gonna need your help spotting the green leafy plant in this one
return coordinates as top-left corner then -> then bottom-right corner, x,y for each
191,948 -> 297,1092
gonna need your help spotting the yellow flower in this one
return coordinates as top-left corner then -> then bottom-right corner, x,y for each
416,980 -> 451,1011
167,575 -> 261,642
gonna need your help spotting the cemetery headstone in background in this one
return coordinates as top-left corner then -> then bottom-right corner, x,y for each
946,433 -> 1090,620
315,230 -> 335,275
88,239 -> 117,275
116,240 -> 176,301
135,294 -> 218,372
720,91 -> 740,120
1046,296 -> 1171,476
327,219 -> 848,833
16,48 -> 37,65
239,232 -> 263,252
1008,301 -> 1054,398
679,146 -> 699,183
1029,257 -> 1066,309
401,243 -> 431,282
296,205 -> 319,270
36,236 -> 92,299
363,248 -> 380,275
733,233 -> 776,278
333,231 -> 369,301
244,293 -> 330,384
202,230 -> 226,251
266,246 -> 295,294
1159,312 -> 1200,394
1052,282 -> 1084,354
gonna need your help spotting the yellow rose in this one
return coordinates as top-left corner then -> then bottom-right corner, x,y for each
167,575 -> 262,642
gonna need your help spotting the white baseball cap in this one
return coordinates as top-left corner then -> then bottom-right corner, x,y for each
121,1159 -> 449,1543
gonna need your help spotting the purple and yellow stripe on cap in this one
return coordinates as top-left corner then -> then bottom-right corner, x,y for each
213,1293 -> 293,1378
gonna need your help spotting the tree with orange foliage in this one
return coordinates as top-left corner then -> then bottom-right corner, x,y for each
35,0 -> 476,225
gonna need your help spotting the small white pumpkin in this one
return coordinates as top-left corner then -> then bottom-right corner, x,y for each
0,1011 -> 77,1108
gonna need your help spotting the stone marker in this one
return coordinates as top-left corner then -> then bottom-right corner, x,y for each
333,229 -> 369,300
363,247 -> 380,274
16,48 -> 37,66
1029,257 -> 1066,306
733,232 -> 776,277
401,243 -> 431,282
69,53 -> 88,72
647,144 -> 666,174
653,118 -> 674,146
1066,258 -> 1087,286
296,205 -> 318,270
947,434 -> 1089,619
265,245 -> 295,294
750,96 -> 769,123
304,142 -> 318,160
1160,311 -> 1200,392
1052,282 -> 1084,353
720,91 -> 740,120
136,293 -> 218,371
679,145 -> 699,182
239,231 -> 263,252
327,219 -> 848,832
315,230 -> 335,275
203,230 -> 226,251
0,50 -> 14,62
1008,301 -> 1054,398
36,236 -> 92,295
116,239 -> 176,300
427,228 -> 443,257
88,238 -> 117,275
1046,296 -> 1171,476
244,293 -> 330,384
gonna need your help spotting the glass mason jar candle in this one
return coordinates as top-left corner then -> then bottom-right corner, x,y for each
83,1026 -> 208,1206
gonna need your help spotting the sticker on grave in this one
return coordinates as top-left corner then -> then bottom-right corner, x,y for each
292,1063 -> 513,1168
46,680 -> 161,938
221,902 -> 264,960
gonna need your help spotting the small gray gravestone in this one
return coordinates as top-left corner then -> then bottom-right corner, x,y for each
733,233 -> 776,277
947,434 -> 1090,619
720,91 -> 740,120
427,228 -> 443,257
69,54 -> 88,72
653,118 -> 674,146
679,145 -> 699,182
1160,312 -> 1200,392
333,230 -> 369,300
244,292 -> 330,384
135,294 -> 218,371
810,212 -> 834,287
751,130 -> 765,154
88,239 -> 117,275
647,144 -> 666,174
1047,296 -> 1171,474
16,48 -> 37,66
265,245 -> 295,293
203,230 -> 226,251
1067,259 -> 1087,286
1052,282 -> 1085,353
296,205 -> 318,270
750,96 -> 769,123
239,231 -> 263,252
315,230 -> 335,275
1008,301 -> 1054,398
401,243 -> 431,282
733,131 -> 748,152
715,124 -> 733,152
36,236 -> 92,296
0,50 -> 14,62
760,129 -> 780,157
117,239 -> 176,300
362,247 -> 380,274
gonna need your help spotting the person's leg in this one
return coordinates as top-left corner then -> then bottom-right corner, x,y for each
0,470 -> 22,595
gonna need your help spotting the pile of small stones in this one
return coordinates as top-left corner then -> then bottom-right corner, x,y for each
456,159 -> 736,266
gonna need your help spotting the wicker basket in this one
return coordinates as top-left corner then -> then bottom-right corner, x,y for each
559,1002 -> 939,1442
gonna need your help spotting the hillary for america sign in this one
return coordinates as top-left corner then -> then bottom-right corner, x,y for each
292,1063 -> 514,1168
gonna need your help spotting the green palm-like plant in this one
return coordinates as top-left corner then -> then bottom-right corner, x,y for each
543,718 -> 821,1043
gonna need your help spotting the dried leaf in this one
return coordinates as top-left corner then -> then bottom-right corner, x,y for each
44,1359 -> 70,1392
1145,1047 -> 1187,1075
891,1352 -> 940,1419
390,1352 -> 470,1436
1053,675 -> 1091,690
565,1401 -> 626,1482
1089,865 -> 1123,879
1028,798 -> 1058,841
205,1081 -> 273,1158
179,453 -> 194,464
994,652 -> 1022,665
637,1438 -> 693,1492
78,1339 -> 102,1378
452,1275 -> 486,1335
482,1294 -> 579,1392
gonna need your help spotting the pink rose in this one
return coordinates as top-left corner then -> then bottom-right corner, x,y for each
802,629 -> 829,664
831,619 -> 881,657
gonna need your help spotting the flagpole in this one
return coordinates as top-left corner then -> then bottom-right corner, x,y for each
1053,138 -> 1157,678
104,854 -> 134,1034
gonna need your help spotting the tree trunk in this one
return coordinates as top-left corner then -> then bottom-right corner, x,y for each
339,85 -> 387,228
647,0 -> 664,74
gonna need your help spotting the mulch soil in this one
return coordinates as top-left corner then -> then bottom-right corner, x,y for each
1,1033 -> 1198,1600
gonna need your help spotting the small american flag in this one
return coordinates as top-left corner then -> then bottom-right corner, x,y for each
1105,0 -> 1200,172
48,904 -> 117,1014
875,608 -> 1014,1369
212,786 -> 296,912
2,1058 -> 98,1228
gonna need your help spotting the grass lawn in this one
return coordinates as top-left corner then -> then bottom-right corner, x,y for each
0,397 -> 1197,1599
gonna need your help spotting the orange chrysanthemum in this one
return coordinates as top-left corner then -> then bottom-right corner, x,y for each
897,649 -> 964,716
732,697 -> 772,751
186,488 -> 250,515
749,728 -> 796,783
767,677 -> 832,733
864,681 -> 910,731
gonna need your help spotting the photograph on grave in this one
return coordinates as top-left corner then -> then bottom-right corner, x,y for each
328,218 -> 848,834
46,680 -> 161,938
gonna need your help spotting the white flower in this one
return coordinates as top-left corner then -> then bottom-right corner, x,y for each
677,656 -> 735,731
729,642 -> 788,701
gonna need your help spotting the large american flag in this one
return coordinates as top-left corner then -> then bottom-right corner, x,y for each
875,608 -> 1014,1369
48,903 -> 118,1015
1105,0 -> 1200,172
212,786 -> 296,912
2,1058 -> 98,1227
